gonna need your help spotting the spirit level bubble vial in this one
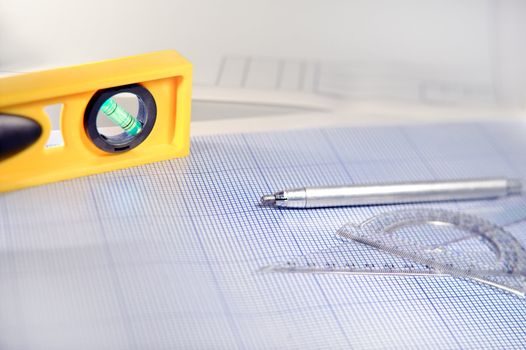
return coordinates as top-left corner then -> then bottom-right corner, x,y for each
0,50 -> 192,192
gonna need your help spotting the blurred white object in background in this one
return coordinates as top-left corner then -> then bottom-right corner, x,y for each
1,0 -> 525,117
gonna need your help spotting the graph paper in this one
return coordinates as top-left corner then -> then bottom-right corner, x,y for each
1,121 -> 526,349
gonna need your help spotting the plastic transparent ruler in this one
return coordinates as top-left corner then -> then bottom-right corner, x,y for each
264,209 -> 526,297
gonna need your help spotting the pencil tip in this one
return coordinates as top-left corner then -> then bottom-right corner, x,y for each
260,195 -> 276,206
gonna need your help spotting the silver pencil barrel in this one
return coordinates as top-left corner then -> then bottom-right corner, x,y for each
262,178 -> 522,208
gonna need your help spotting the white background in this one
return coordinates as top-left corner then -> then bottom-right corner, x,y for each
1,0 -> 525,107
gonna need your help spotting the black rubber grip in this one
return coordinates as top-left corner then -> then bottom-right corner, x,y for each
0,114 -> 42,161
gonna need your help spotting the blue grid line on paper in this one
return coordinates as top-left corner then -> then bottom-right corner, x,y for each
87,176 -> 137,350
169,154 -> 246,350
0,121 -> 525,349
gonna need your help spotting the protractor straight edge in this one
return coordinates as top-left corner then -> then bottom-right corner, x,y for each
261,264 -> 448,277
261,263 -> 526,297
261,264 -> 526,278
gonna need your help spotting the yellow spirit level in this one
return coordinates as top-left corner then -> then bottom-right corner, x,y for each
0,50 -> 192,193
